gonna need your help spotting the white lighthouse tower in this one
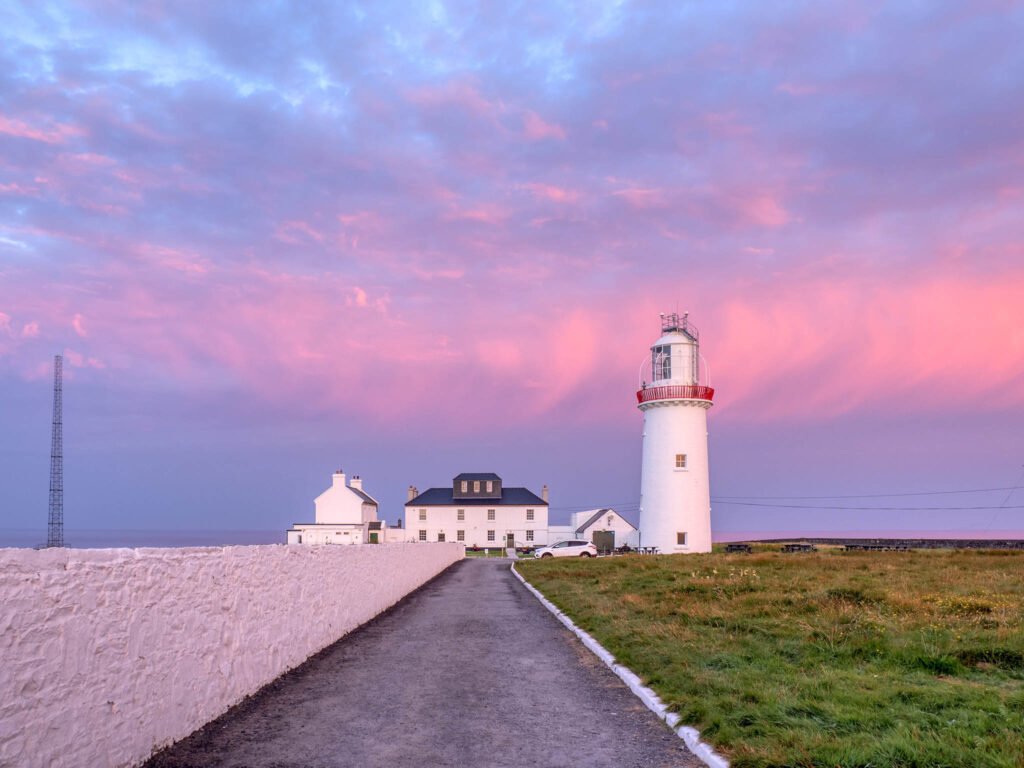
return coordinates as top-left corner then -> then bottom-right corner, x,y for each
637,312 -> 715,554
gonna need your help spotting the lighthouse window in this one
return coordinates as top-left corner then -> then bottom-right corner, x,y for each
677,532 -> 688,545
653,345 -> 672,380
675,454 -> 688,469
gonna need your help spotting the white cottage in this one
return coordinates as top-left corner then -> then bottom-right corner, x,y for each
287,470 -> 384,545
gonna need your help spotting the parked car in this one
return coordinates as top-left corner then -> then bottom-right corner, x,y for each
533,539 -> 597,558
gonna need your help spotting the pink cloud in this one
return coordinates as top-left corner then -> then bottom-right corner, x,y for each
712,270 -> 1024,420
521,183 -> 579,203
523,111 -> 566,140
406,80 -> 503,120
737,194 -> 791,228
443,203 -> 509,224
613,187 -> 667,209
776,82 -> 820,96
275,220 -> 325,244
0,115 -> 84,144
137,243 -> 210,274
21,321 -> 39,338
72,314 -> 87,337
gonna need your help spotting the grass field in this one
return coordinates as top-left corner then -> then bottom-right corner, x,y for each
518,549 -> 1024,768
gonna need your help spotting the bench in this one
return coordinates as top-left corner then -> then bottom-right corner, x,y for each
781,543 -> 817,553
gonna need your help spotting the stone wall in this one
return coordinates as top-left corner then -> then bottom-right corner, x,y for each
0,543 -> 462,768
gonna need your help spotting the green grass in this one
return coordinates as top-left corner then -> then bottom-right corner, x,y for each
518,550 -> 1024,767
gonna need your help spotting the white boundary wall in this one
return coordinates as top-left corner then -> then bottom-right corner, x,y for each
0,543 -> 462,768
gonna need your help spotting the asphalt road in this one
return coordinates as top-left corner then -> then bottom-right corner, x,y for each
145,558 -> 701,768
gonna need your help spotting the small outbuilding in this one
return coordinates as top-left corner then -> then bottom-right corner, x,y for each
548,508 -> 639,551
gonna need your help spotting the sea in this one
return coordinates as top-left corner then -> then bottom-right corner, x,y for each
2,527 -> 1020,549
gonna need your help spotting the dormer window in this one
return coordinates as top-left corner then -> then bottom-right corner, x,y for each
473,481 -> 480,492
461,481 -> 468,493
486,480 -> 493,493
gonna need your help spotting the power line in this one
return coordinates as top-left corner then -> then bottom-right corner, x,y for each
550,484 -> 1024,514
713,500 -> 1024,511
713,486 -> 1024,501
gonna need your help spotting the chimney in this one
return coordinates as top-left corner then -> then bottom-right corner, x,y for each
350,475 -> 363,490
333,469 -> 346,488
542,484 -> 549,503
407,485 -> 418,501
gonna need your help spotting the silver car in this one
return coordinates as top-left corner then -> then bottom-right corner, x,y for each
533,539 -> 598,558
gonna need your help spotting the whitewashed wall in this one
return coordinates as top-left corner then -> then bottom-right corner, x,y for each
0,542 -> 462,768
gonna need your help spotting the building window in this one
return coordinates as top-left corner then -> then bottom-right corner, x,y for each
653,345 -> 672,380
526,509 -> 534,521
487,530 -> 495,542
473,480 -> 481,492
419,530 -> 427,541
526,530 -> 534,541
677,532 -> 687,545
461,480 -> 468,492
457,530 -> 465,542
296,534 -> 302,544
457,509 -> 465,521
675,453 -> 687,469
487,509 -> 495,521
419,508 -> 427,520
438,532 -> 446,542
486,480 -> 493,493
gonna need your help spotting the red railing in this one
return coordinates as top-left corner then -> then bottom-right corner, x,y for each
636,385 -> 715,404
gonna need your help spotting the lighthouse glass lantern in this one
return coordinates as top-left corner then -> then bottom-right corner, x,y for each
637,313 -> 714,554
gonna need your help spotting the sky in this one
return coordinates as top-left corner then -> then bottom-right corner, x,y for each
1,1 -> 1023,539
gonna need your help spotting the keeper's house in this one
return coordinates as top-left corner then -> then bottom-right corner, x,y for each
404,472 -> 549,548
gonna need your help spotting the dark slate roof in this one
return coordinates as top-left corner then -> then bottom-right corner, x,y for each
407,486 -> 547,507
453,472 -> 501,482
575,508 -> 637,534
350,487 -> 378,506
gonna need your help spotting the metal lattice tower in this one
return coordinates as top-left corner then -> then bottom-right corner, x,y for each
47,354 -> 64,548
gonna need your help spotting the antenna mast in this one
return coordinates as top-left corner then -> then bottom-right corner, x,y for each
47,354 -> 64,548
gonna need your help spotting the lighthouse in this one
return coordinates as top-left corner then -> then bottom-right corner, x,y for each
637,312 -> 715,554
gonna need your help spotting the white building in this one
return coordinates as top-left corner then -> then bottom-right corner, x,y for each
404,473 -> 550,548
636,312 -> 714,554
547,508 -> 640,552
287,470 -> 388,545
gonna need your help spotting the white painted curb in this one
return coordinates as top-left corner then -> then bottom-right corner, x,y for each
511,562 -> 730,768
